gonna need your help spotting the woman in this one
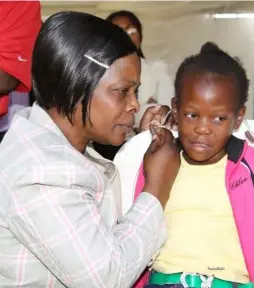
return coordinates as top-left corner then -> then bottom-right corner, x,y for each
93,10 -> 174,160
0,12 -> 180,287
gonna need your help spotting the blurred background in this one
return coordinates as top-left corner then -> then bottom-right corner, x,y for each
41,1 -> 254,119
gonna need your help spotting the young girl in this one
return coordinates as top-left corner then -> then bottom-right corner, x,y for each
136,42 -> 254,288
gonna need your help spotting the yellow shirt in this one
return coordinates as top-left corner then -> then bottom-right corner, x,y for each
153,153 -> 249,283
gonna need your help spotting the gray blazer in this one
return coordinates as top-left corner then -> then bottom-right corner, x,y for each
0,103 -> 166,288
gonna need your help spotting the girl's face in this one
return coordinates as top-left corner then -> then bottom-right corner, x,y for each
172,73 -> 246,165
111,16 -> 141,49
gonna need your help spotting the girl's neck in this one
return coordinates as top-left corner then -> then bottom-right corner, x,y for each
182,149 -> 227,166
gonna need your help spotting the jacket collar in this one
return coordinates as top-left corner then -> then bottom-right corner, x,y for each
227,135 -> 245,163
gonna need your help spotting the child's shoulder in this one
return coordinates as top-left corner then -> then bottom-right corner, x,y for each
242,141 -> 254,169
244,140 -> 254,155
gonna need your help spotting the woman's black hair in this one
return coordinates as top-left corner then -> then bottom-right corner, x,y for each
174,41 -> 249,108
32,11 -> 137,124
106,10 -> 145,58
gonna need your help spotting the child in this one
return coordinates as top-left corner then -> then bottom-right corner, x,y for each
136,42 -> 254,288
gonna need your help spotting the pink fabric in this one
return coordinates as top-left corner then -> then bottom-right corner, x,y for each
133,163 -> 151,288
134,164 -> 145,202
226,143 -> 254,282
133,143 -> 254,284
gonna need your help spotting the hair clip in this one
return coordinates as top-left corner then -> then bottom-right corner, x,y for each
84,54 -> 109,69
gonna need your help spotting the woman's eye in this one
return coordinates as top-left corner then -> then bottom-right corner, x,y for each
135,88 -> 139,99
117,89 -> 129,97
185,113 -> 197,119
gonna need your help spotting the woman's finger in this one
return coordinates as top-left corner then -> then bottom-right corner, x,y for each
139,105 -> 171,132
150,124 -> 157,140
139,105 -> 161,132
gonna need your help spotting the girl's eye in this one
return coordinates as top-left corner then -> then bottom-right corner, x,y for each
214,116 -> 227,122
185,113 -> 197,119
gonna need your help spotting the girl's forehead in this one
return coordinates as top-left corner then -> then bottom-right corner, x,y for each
179,73 -> 239,108
182,72 -> 237,94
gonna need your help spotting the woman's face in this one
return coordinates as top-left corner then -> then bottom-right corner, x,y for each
82,52 -> 141,146
111,16 -> 141,49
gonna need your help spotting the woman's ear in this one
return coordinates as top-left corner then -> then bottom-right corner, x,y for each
234,106 -> 246,130
171,97 -> 178,124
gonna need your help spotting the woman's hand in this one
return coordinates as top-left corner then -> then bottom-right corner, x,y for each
143,125 -> 180,208
139,105 -> 177,133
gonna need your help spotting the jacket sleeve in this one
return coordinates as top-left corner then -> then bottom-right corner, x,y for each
0,1 -> 41,116
0,1 -> 41,90
8,162 -> 166,288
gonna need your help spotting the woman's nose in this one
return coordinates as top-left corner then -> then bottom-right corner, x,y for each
126,93 -> 140,114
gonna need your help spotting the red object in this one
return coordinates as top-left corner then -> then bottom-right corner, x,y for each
0,1 -> 41,116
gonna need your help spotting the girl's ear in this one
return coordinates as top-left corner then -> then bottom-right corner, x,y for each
234,106 -> 246,130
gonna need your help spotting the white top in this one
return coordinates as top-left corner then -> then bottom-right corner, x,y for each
135,58 -> 174,124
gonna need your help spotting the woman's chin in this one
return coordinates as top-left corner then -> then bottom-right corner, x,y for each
109,133 -> 126,147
